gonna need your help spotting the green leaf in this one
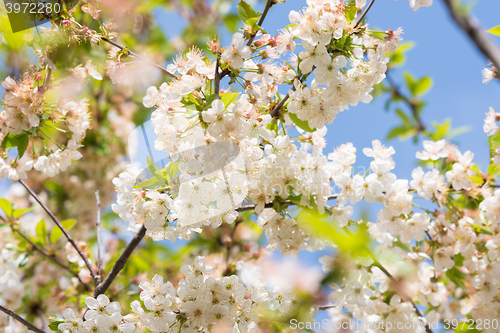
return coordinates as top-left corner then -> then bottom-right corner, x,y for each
0,198 -> 13,217
471,224 -> 493,236
486,25 -> 500,37
403,72 -> 416,95
146,156 -> 158,176
36,219 -> 48,246
246,17 -> 260,29
445,267 -> 466,289
396,109 -> 413,128
387,126 -> 416,140
413,76 -> 433,96
13,208 -> 32,218
48,315 -> 64,332
1,132 -> 30,158
288,112 -> 316,133
430,119 -> 451,141
296,208 -> 371,256
16,134 -> 29,158
223,14 -> 241,33
220,92 -> 240,107
237,1 -> 257,24
453,253 -> 465,266
491,131 -> 500,147
49,219 -> 77,244
165,161 -> 180,180
388,42 -> 414,68
344,3 -> 357,23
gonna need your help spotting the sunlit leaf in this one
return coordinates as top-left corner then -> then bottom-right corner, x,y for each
486,26 -> 500,37
36,219 -> 48,246
50,219 -> 77,244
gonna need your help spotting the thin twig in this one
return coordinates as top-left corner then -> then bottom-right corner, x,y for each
0,304 -> 45,333
247,0 -> 275,46
318,305 -> 336,310
236,195 -> 338,212
385,72 -> 426,132
93,225 -> 147,297
270,71 -> 313,118
100,37 -> 178,80
270,93 -> 290,118
354,0 -> 375,28
18,180 -> 97,281
442,0 -> 500,72
95,189 -> 102,286
214,54 -> 222,96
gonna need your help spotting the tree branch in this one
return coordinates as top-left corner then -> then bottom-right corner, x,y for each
442,0 -> 500,71
246,0 -> 275,46
93,225 -> 147,297
385,72 -> 426,132
100,37 -> 178,80
214,54 -> 222,96
354,0 -> 376,29
18,180 -> 97,282
0,304 -> 45,333
95,189 -> 102,286
270,93 -> 290,119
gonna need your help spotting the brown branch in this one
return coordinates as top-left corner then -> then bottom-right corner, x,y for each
270,93 -> 290,119
354,0 -> 375,29
93,225 -> 147,297
18,180 -> 97,282
385,72 -> 426,132
236,195 -> 338,212
214,54 -> 222,96
246,0 -> 275,46
442,0 -> 500,71
95,189 -> 102,286
100,37 -> 178,80
318,305 -> 336,310
0,304 -> 45,333
15,228 -> 91,289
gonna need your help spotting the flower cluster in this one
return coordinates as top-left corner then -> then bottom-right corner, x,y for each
52,257 -> 291,333
287,1 -> 402,128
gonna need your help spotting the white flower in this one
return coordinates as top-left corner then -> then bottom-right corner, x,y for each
434,247 -> 454,272
84,294 -> 122,320
416,140 -> 448,160
221,33 -> 251,69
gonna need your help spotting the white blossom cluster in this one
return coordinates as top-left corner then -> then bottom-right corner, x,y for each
287,1 -> 402,129
53,257 -> 292,333
0,76 -> 92,180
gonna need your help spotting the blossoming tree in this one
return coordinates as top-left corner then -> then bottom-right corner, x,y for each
0,0 -> 500,332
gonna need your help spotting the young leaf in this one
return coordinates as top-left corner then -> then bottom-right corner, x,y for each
413,76 -> 433,95
288,113 -> 316,133
486,25 -> 500,37
396,109 -> 413,128
445,266 -> 466,289
49,219 -> 77,244
16,133 -> 30,158
237,1 -> 257,24
0,198 -> 13,217
344,3 -> 357,23
220,92 -> 240,107
36,219 -> 48,246
13,208 -> 33,218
